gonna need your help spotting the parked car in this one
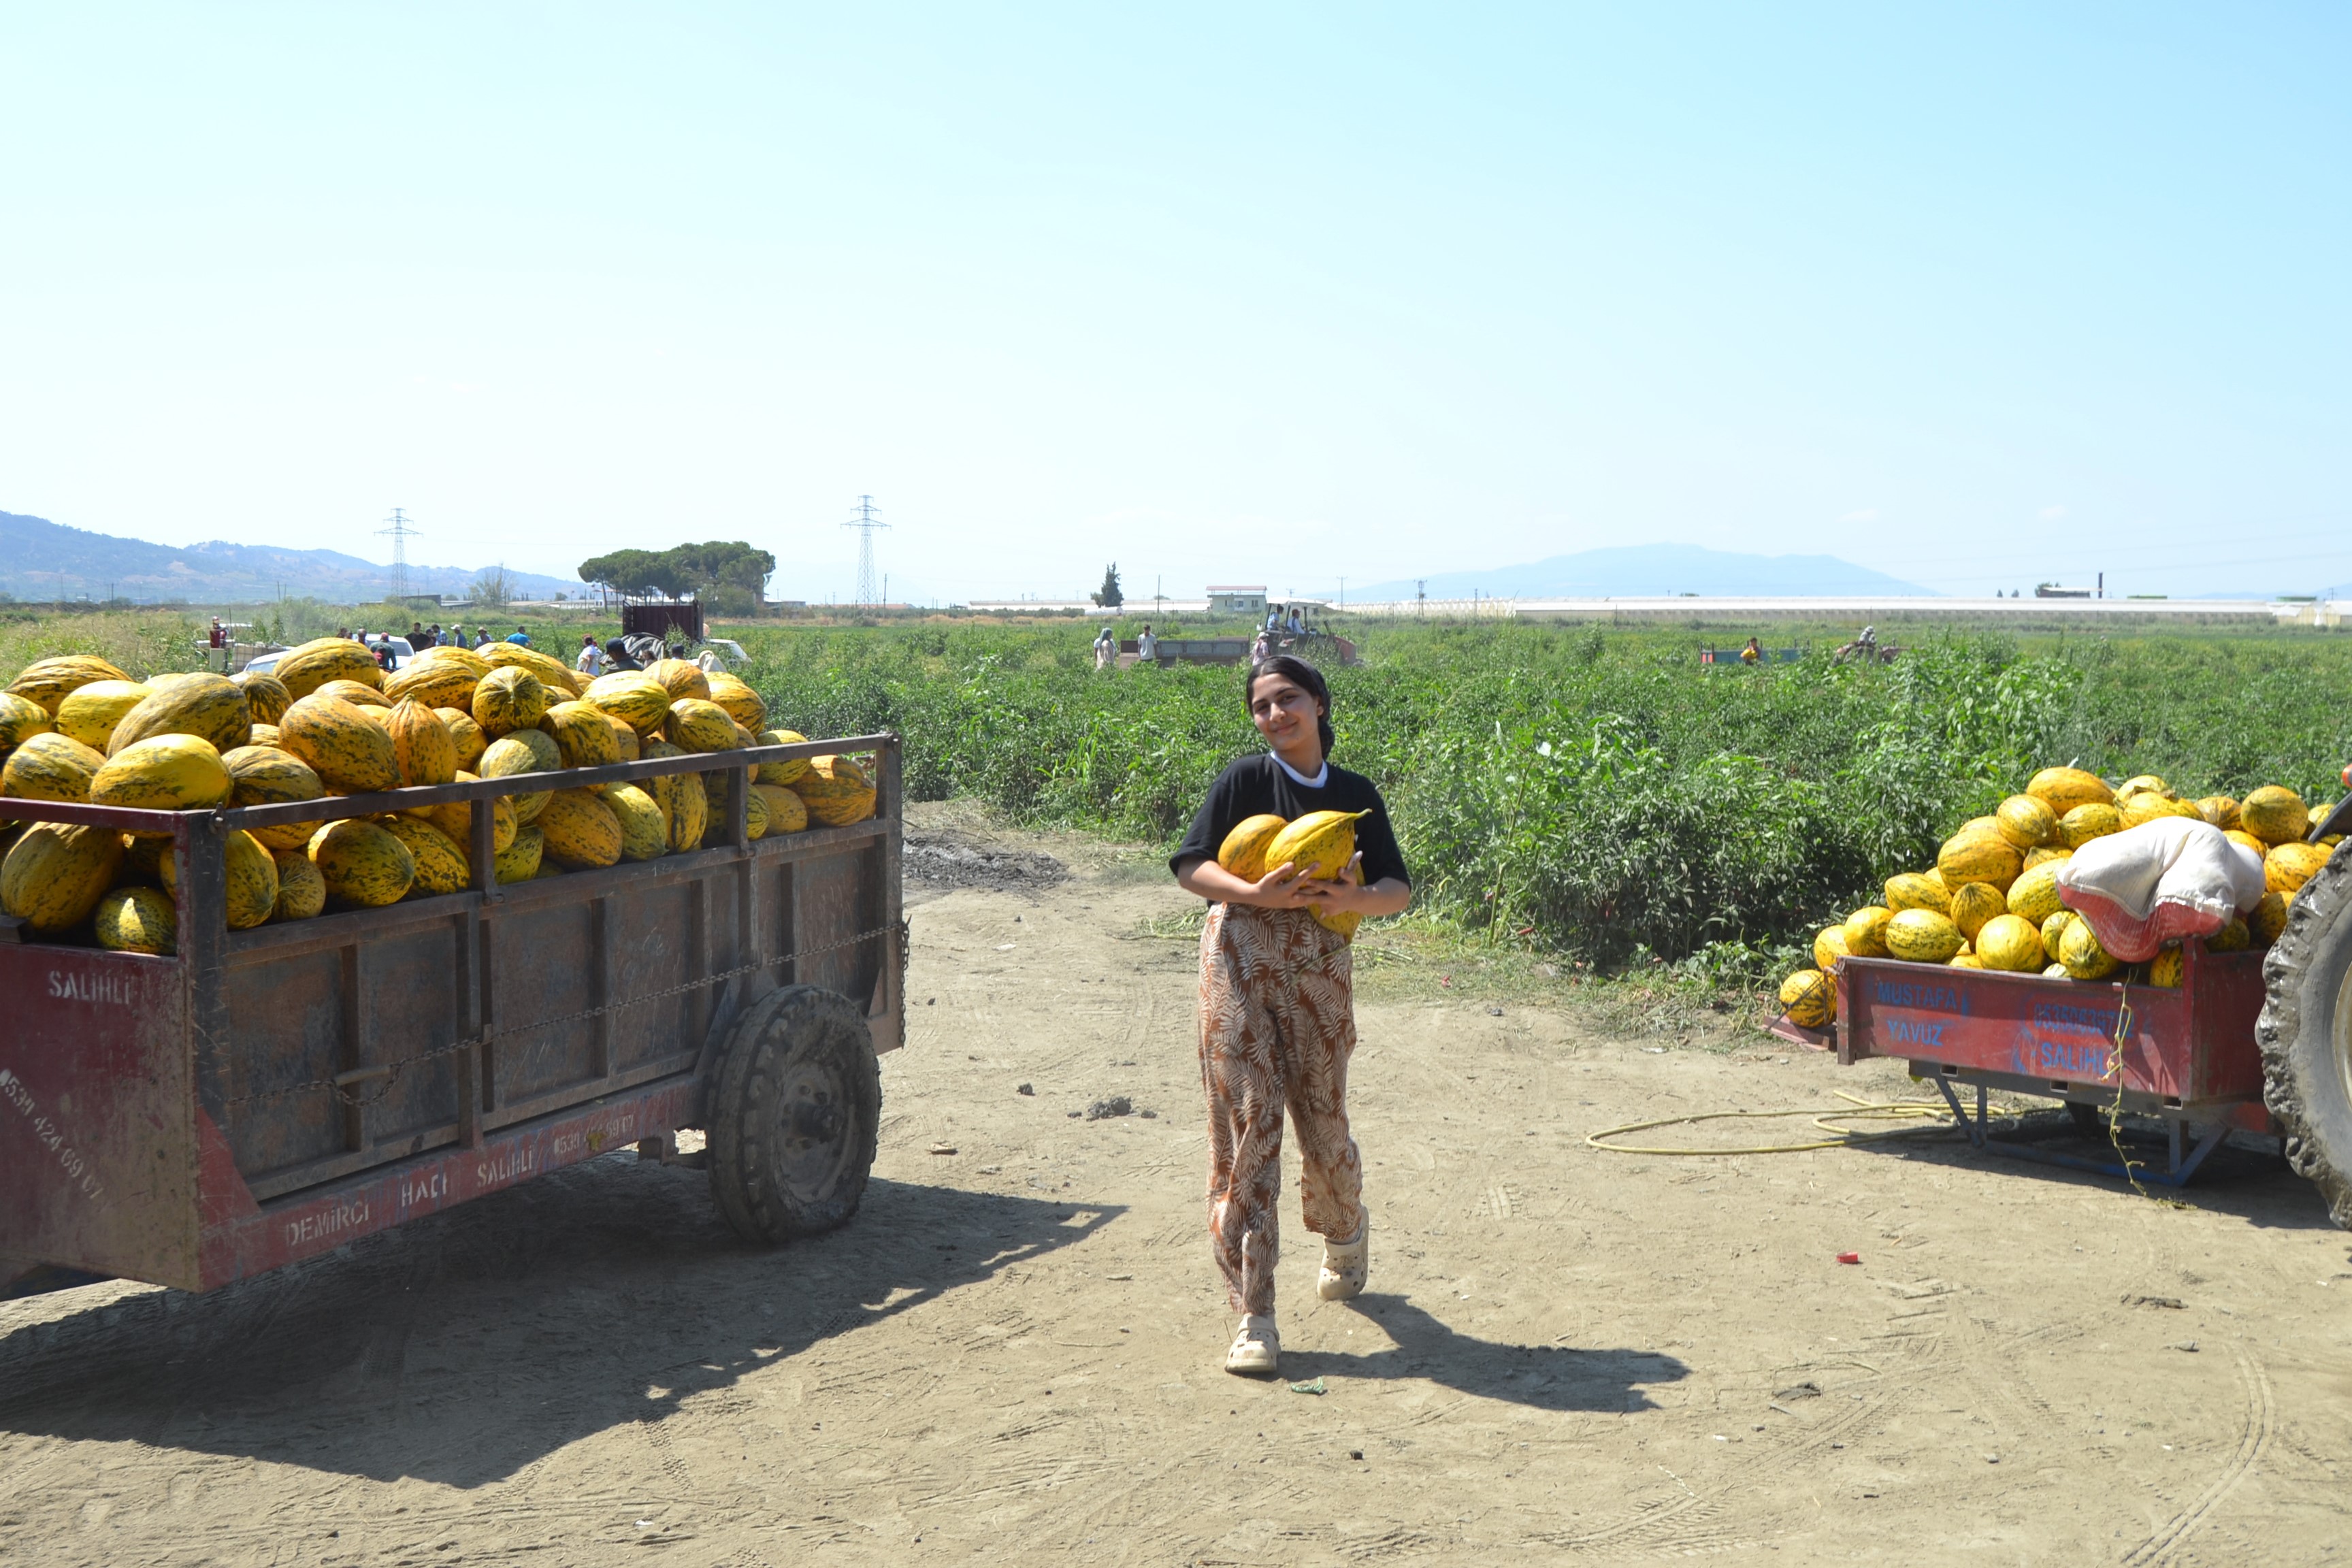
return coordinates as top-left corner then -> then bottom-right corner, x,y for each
242,636 -> 414,676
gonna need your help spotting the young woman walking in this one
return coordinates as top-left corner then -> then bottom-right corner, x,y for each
1170,656 -> 1411,1375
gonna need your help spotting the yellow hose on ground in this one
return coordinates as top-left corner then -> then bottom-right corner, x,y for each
1586,1090 -> 1996,1156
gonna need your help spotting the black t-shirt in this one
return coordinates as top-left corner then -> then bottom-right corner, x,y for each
1171,755 -> 1411,891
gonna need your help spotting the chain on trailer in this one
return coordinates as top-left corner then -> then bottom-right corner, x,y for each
220,918 -> 910,1111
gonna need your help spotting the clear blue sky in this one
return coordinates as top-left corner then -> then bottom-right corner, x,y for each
3,4 -> 2347,602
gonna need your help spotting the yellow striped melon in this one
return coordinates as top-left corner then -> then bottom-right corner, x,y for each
410,774 -> 516,855
494,823 -> 545,883
91,735 -> 232,813
231,670 -> 293,726
2041,909 -> 2075,954
2119,791 -> 2196,830
1779,968 -> 1835,1028
221,745 -> 327,850
472,666 -> 549,738
413,643 -> 493,678
2240,787 -> 2309,846
2115,774 -> 2170,801
56,680 -> 153,749
0,691 -> 52,749
1994,794 -> 2059,849
704,671 -> 766,730
108,673 -> 250,755
120,833 -> 168,885
664,698 -> 739,753
604,712 -> 640,761
1814,924 -> 1851,972
1939,833 -> 2023,889
2,731 -> 108,807
644,658 -> 710,703
308,819 -> 415,906
1264,810 -> 1367,882
379,816 -> 470,896
2059,802 -> 2121,848
1948,881 -> 2005,941
2267,841 -> 2329,895
435,706 -> 487,771
384,659 -> 480,710
1,822 -> 125,930
606,784 -> 668,861
1884,872 -> 1949,915
279,693 -> 402,794
666,760 -> 707,851
94,885 -> 177,953
1974,914 -> 2045,973
2194,795 -> 2240,830
478,738 -> 553,826
2006,861 -> 2065,925
387,698 -> 459,788
248,723 -> 281,748
743,784 -> 771,841
754,730 -> 811,786
1220,814 -> 1290,883
2149,947 -> 2185,987
480,641 -> 583,698
220,829 -> 280,929
2207,916 -> 2251,952
582,672 -> 673,736
2249,890 -> 2288,945
1949,955 -> 1986,969
1886,909 -> 1964,964
539,789 -> 622,868
2023,844 -> 2072,871
2056,918 -> 2119,980
7,655 -> 133,716
2027,767 -> 2114,817
541,700 -> 621,772
274,638 -> 383,698
270,847 -> 327,921
2223,828 -> 2268,858
1843,905 -> 1893,958
315,681 -> 388,715
751,781 -> 806,834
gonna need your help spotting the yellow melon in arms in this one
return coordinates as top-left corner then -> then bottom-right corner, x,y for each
1262,811 -> 1369,882
1218,814 -> 1289,882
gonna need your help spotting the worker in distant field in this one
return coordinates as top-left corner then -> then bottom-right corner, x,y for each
1171,655 -> 1412,1376
1740,636 -> 1761,665
508,625 -> 531,647
1094,622 -> 1116,670
1136,623 -> 1159,664
575,634 -> 607,677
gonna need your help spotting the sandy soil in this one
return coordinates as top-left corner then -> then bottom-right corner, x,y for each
5,803 -> 2351,1566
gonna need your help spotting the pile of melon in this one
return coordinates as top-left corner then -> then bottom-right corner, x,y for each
1778,766 -> 2345,1028
0,640 -> 876,954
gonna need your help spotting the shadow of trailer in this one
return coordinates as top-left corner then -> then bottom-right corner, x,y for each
0,734 -> 904,1299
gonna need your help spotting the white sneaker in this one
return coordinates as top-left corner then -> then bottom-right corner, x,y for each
1318,1211 -> 1369,1301
1224,1314 -> 1279,1375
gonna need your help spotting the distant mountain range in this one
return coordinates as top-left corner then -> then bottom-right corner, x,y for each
1348,544 -> 1934,601
0,510 -> 585,605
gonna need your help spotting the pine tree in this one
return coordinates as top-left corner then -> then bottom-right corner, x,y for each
1090,564 -> 1124,608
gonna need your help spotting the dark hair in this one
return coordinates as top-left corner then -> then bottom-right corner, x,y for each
1247,655 -> 1335,758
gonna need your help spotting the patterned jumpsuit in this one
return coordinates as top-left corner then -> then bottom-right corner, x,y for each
1197,901 -> 1365,1316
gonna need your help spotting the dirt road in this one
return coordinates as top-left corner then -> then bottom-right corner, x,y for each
5,805 -> 2350,1565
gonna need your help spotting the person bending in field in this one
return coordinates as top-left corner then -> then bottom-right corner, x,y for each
1170,655 -> 1411,1376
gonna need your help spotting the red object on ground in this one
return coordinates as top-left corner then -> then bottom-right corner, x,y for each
1836,1252 -> 1861,1264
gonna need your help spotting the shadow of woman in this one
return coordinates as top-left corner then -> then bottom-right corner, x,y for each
1273,1294 -> 1688,1411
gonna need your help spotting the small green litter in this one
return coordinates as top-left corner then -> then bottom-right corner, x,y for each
1288,1377 -> 1327,1395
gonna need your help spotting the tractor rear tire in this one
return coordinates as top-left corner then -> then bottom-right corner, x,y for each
2256,850 -> 2352,1229
707,984 -> 881,1244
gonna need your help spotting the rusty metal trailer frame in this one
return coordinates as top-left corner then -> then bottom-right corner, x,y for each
0,733 -> 902,1297
1835,937 -> 2272,1188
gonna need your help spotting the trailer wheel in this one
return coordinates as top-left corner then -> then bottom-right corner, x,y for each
2257,851 -> 2352,1229
706,985 -> 881,1243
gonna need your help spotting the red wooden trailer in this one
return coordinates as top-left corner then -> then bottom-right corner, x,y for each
1,733 -> 904,1299
1831,940 -> 2274,1186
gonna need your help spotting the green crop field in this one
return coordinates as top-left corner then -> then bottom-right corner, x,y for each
6,608 -> 2348,983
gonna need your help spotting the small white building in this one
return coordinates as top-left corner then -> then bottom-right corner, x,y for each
1206,584 -> 1268,617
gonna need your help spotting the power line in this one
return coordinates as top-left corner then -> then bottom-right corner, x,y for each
843,495 -> 888,608
377,508 -> 421,601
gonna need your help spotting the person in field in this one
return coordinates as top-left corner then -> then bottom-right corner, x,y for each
1170,655 -> 1411,1375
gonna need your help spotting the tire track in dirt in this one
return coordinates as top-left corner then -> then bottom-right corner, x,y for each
2122,1348 -> 2274,1568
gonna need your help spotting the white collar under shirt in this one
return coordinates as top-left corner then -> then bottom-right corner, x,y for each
1273,753 -> 1330,789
